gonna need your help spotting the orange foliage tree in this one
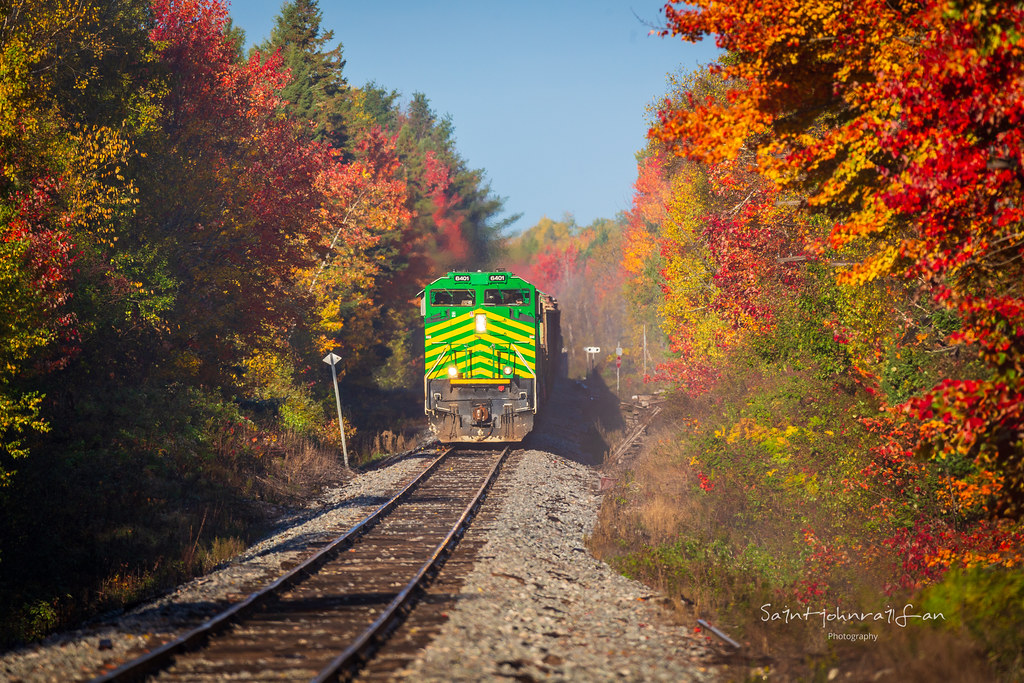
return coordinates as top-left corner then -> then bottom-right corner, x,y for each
626,68 -> 807,396
649,0 -> 1024,580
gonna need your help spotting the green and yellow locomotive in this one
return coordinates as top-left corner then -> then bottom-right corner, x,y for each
420,270 -> 560,443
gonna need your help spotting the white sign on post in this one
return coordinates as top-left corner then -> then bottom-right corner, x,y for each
322,352 -> 349,468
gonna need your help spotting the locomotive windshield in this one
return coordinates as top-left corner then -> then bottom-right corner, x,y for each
484,288 -> 530,306
430,289 -> 476,306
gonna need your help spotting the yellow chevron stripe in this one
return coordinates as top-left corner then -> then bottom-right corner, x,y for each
426,308 -> 535,335
424,307 -> 538,380
462,339 -> 534,361
425,350 -> 534,379
426,335 -> 535,357
426,349 -> 534,371
427,322 -> 476,346
487,311 -> 535,335
425,326 -> 535,358
425,308 -> 475,331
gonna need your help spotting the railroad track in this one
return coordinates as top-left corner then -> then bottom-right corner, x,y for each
92,444 -> 512,682
608,402 -> 662,466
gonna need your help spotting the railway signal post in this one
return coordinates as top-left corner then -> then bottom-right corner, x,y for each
584,346 -> 600,376
323,352 -> 349,468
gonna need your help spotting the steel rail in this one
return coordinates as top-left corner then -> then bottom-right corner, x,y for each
609,404 -> 662,465
91,446 -> 452,683
313,445 -> 512,682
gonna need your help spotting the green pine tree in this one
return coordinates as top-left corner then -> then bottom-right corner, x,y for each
256,0 -> 348,147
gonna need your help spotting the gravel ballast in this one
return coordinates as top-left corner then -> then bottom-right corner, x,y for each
394,448 -> 717,682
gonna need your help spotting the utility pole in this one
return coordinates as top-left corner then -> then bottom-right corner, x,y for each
322,352 -> 349,468
616,343 -> 622,396
643,325 -> 648,378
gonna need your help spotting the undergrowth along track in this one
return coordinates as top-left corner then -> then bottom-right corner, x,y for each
92,444 -> 512,682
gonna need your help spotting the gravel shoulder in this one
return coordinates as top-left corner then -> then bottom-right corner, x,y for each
392,448 -> 717,682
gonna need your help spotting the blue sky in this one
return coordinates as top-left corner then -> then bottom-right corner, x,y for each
228,1 -> 719,233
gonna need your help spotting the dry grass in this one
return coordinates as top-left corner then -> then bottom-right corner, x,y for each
267,430 -> 345,490
367,429 -> 409,460
208,424 -> 348,502
195,536 -> 247,573
592,440 -> 1004,681
94,565 -> 160,612
836,627 -> 994,683
595,422 -> 625,462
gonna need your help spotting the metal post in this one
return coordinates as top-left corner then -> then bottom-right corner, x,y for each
616,343 -> 622,396
584,346 -> 600,377
323,353 -> 349,468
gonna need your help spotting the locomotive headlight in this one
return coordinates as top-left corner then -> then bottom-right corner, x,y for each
503,365 -> 513,375
475,313 -> 487,333
447,365 -> 459,378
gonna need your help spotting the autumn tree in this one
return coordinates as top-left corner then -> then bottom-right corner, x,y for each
335,89 -> 516,388
656,0 -> 1024,515
0,0 -> 157,479
0,181 -> 76,477
256,0 -> 348,148
295,127 -> 411,379
391,92 -> 514,273
622,64 -> 817,396
118,0 -> 331,388
508,215 -> 636,378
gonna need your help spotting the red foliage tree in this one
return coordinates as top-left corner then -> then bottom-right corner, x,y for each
146,0 -> 330,377
423,151 -> 469,266
656,0 -> 1024,516
2,177 -> 79,372
880,3 -> 1024,514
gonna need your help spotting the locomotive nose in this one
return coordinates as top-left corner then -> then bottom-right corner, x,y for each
471,403 -> 490,425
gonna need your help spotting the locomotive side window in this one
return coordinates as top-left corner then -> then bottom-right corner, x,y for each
484,288 -> 530,306
431,289 -> 476,306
